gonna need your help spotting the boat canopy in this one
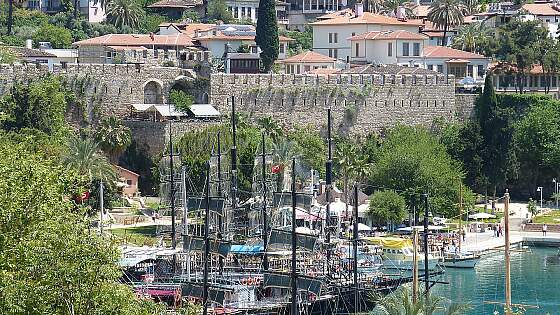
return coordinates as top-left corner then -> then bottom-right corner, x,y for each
229,244 -> 264,255
362,236 -> 413,249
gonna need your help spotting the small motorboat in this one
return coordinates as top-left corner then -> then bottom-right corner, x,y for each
441,247 -> 481,268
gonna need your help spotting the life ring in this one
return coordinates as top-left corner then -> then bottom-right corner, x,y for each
254,277 -> 261,285
249,277 -> 257,286
241,278 -> 248,285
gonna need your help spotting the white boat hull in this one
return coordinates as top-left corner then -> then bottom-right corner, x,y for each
442,257 -> 480,268
382,259 -> 439,271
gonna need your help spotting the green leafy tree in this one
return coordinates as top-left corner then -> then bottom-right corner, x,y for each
95,116 -> 132,163
0,133 -> 166,314
371,125 -> 469,217
282,26 -> 312,55
33,23 -> 72,48
0,46 -> 16,64
370,285 -> 472,315
476,76 -> 518,198
427,0 -> 465,46
207,0 -> 232,23
288,127 -> 326,178
440,121 -> 486,192
182,10 -> 201,22
0,76 -> 67,135
106,0 -> 144,29
494,20 -> 548,93
367,190 -> 407,227
169,89 -> 194,112
255,0 -> 278,72
513,97 -> 560,193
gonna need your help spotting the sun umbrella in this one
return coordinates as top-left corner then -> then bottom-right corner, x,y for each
468,212 -> 496,220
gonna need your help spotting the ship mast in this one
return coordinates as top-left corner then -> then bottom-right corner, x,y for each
459,182 -> 463,251
290,158 -> 298,315
504,190 -> 511,315
353,184 -> 359,313
229,96 -> 238,238
261,132 -> 269,270
422,193 -> 430,297
202,162 -> 211,315
325,107 -> 333,274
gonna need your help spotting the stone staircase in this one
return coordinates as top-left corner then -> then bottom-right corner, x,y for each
524,223 -> 560,233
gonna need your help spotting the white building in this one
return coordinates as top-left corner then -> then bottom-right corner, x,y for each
521,3 -> 560,38
310,4 -> 423,62
346,31 -> 489,81
193,24 -> 293,59
224,0 -> 289,25
279,50 -> 336,74
23,0 -> 105,23
348,30 -> 428,66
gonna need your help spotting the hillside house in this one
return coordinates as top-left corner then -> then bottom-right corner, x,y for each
311,3 -> 424,62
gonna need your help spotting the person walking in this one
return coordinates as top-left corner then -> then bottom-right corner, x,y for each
498,224 -> 503,237
543,223 -> 548,236
461,228 -> 466,242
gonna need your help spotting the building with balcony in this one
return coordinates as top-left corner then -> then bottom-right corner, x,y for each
348,30 -> 428,66
311,4 -> 424,62
22,0 -> 106,22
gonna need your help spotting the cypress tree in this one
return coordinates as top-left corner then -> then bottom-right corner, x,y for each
255,0 -> 278,72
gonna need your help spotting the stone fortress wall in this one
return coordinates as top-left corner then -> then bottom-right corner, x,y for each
0,63 -> 477,154
210,73 -> 475,135
0,63 -> 192,121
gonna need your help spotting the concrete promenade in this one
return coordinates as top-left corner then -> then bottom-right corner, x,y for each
461,230 -> 560,254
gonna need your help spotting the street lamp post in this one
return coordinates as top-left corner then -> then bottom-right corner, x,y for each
554,179 -> 558,209
537,187 -> 543,210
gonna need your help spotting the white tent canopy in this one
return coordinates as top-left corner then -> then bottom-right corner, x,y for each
348,223 -> 372,231
469,212 -> 496,219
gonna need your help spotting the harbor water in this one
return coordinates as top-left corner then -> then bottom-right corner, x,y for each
431,247 -> 560,314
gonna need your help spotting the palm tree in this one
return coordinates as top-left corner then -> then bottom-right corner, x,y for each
257,116 -> 283,141
106,0 -> 144,29
427,0 -> 465,46
452,22 -> 490,53
62,137 -> 116,183
273,139 -> 299,191
462,0 -> 479,16
378,0 -> 415,18
370,285 -> 472,315
95,116 -> 132,163
335,142 -> 358,221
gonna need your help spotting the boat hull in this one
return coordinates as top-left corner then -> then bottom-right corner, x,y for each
382,259 -> 439,271
442,257 -> 480,268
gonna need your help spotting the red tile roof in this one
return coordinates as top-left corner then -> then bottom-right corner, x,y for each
74,33 -> 195,47
424,46 -> 487,59
281,50 -> 335,63
311,12 -> 424,26
522,3 -> 560,16
316,8 -> 354,20
348,30 -> 427,41
414,5 -> 431,18
181,23 -> 215,36
196,34 -> 293,41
